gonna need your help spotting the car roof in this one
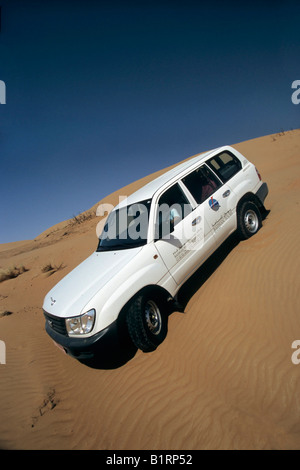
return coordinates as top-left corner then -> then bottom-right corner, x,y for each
116,145 -> 230,209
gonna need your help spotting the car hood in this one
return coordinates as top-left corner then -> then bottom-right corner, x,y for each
43,247 -> 142,318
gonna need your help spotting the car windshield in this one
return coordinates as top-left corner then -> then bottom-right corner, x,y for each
97,199 -> 152,251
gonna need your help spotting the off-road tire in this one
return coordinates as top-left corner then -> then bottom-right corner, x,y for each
126,293 -> 168,352
237,201 -> 262,240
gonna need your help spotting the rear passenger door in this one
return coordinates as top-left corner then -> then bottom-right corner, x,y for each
181,163 -> 237,248
206,150 -> 243,240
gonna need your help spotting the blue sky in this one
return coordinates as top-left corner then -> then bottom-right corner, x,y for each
0,0 -> 299,243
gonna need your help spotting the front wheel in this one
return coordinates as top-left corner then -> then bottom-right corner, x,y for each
126,293 -> 168,352
237,201 -> 262,240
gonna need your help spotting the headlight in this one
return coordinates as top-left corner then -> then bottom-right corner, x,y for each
65,309 -> 95,336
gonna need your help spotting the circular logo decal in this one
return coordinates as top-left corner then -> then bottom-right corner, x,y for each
209,197 -> 220,211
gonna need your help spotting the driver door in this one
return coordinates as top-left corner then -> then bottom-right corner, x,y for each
154,182 -> 205,286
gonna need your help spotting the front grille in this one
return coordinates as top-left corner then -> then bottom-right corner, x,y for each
44,311 -> 68,336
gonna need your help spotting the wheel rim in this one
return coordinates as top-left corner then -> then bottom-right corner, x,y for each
145,300 -> 162,335
244,209 -> 259,233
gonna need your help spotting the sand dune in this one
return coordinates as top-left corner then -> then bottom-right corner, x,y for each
0,130 -> 300,450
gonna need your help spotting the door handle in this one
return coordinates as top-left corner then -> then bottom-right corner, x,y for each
192,216 -> 201,226
222,189 -> 231,198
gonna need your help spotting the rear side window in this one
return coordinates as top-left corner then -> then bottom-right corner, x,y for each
182,165 -> 222,204
207,151 -> 242,182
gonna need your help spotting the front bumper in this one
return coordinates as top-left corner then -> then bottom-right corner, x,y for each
45,317 -> 118,360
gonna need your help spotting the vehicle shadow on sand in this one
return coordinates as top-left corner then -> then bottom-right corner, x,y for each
79,327 -> 137,370
82,210 -> 270,370
177,207 -> 270,309
176,232 -> 240,309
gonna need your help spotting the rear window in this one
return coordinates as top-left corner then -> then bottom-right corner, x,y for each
207,151 -> 242,182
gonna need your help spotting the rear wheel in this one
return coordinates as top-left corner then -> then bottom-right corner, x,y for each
237,201 -> 262,240
126,293 -> 168,352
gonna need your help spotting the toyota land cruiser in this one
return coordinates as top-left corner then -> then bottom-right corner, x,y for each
43,146 -> 268,359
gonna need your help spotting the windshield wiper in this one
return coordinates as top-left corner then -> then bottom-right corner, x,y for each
97,240 -> 146,251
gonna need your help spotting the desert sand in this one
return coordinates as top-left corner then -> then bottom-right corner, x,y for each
0,130 -> 300,450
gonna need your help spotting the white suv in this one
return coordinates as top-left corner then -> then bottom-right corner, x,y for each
43,146 -> 268,359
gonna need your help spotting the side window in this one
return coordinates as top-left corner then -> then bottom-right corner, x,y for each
207,151 -> 242,182
155,183 -> 192,239
182,165 -> 222,204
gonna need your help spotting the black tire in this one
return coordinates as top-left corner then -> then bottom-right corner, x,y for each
126,293 -> 168,352
237,201 -> 262,240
